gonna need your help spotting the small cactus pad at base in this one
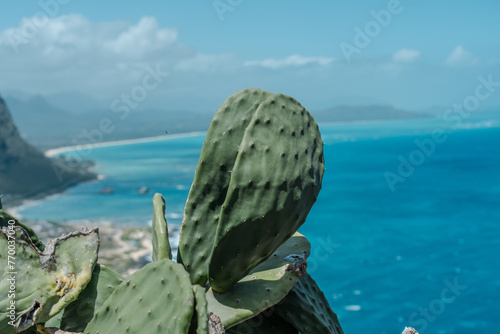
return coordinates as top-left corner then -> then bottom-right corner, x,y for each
190,285 -> 209,334
152,193 -> 173,261
274,273 -> 344,334
0,226 -> 99,333
178,88 -> 274,285
35,324 -> 82,334
17,326 -> 39,334
225,310 -> 298,334
84,259 -> 195,334
206,232 -> 310,329
46,264 -> 123,332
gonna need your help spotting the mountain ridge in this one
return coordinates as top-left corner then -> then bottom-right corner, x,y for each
0,95 -> 96,208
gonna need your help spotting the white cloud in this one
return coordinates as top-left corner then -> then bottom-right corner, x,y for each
0,15 -> 187,97
393,49 -> 420,63
0,15 -> 178,60
174,54 -> 237,73
244,55 -> 334,69
107,17 -> 177,58
445,45 -> 478,67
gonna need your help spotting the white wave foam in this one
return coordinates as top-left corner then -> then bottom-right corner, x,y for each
456,121 -> 498,130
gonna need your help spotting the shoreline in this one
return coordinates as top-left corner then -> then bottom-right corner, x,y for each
6,176 -> 104,216
45,131 -> 205,157
15,118 -> 426,212
44,118 -> 439,158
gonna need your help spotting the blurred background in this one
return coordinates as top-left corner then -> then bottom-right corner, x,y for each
1,1 -> 499,333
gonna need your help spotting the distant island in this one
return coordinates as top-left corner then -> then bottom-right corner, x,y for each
0,96 -> 96,208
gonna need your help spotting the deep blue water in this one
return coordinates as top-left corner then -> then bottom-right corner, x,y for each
18,112 -> 500,333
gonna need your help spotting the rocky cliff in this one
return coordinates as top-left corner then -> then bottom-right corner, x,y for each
0,95 -> 95,206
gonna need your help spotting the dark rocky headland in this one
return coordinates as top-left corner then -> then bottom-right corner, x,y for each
0,95 -> 96,208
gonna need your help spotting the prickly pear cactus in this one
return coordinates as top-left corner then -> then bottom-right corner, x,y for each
0,207 -> 45,251
206,232 -> 310,329
225,311 -> 298,334
84,259 -> 195,334
0,226 -> 99,333
209,92 -> 324,292
178,88 -> 274,285
152,193 -> 172,261
46,264 -> 123,332
35,324 -> 82,333
274,273 -> 344,334
189,285 -> 209,334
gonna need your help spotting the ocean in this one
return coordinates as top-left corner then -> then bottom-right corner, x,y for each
17,111 -> 500,333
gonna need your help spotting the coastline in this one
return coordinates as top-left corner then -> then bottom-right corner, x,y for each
44,117 -> 433,158
45,131 -> 205,157
6,176 -> 103,216
13,119 -> 422,213
6,131 -> 207,219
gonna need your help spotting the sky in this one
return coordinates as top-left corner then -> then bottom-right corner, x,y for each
0,0 -> 499,112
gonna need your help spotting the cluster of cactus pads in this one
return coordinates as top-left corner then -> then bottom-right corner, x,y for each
0,88 -> 343,333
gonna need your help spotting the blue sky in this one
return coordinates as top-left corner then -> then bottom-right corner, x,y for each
0,0 -> 499,112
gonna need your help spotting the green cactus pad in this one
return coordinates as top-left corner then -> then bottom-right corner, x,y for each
206,232 -> 310,329
274,273 -> 344,334
35,324 -> 82,333
178,88 -> 274,285
152,193 -> 173,261
189,285 -> 209,334
0,226 -> 99,333
45,264 -> 123,332
18,327 -> 39,334
84,259 -> 195,334
225,311 -> 298,334
0,208 -> 45,251
209,93 -> 324,292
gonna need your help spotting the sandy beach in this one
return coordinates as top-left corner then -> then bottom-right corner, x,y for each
42,119 -> 391,158
45,131 -> 205,157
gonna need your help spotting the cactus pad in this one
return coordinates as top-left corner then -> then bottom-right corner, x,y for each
206,232 -> 310,329
274,273 -> 344,334
178,88 -> 273,285
209,93 -> 324,292
84,259 -> 195,334
0,208 -> 45,251
225,311 -> 298,334
189,285 -> 209,334
46,264 -> 123,332
0,226 -> 99,333
152,193 -> 173,261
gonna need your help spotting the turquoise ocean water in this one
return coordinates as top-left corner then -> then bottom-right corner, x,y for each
18,112 -> 500,333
